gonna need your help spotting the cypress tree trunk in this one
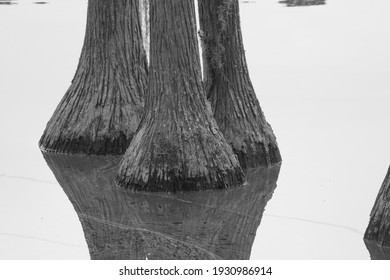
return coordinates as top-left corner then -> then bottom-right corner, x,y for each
116,0 -> 244,191
43,153 -> 281,260
364,166 -> 390,247
198,0 -> 281,169
39,0 -> 148,155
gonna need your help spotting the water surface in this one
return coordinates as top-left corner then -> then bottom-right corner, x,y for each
43,153 -> 280,259
1,0 -> 390,259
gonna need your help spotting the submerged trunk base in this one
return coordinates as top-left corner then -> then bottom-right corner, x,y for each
233,142 -> 282,170
364,240 -> 390,260
39,132 -> 132,155
116,121 -> 246,192
116,0 -> 245,192
39,0 -> 147,155
198,0 -> 281,169
116,167 -> 244,192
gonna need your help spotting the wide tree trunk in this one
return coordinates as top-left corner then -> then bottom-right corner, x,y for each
116,0 -> 244,191
43,153 -> 281,260
364,166 -> 390,247
39,0 -> 148,155
198,0 -> 281,169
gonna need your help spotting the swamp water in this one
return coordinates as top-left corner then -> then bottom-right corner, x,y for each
1,0 -> 390,259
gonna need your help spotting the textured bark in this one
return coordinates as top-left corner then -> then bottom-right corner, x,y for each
279,0 -> 326,7
198,0 -> 281,169
116,0 -> 244,191
364,166 -> 390,247
39,0 -> 148,155
43,153 -> 281,260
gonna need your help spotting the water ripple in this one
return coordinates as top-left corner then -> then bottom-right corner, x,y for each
0,231 -> 85,248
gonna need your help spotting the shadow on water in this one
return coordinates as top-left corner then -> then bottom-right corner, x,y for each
279,0 -> 326,7
42,153 -> 281,260
364,241 -> 390,260
0,0 -> 49,5
0,0 -> 17,5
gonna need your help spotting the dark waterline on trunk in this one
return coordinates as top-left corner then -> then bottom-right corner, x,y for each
116,0 -> 245,192
198,0 -> 281,169
39,0 -> 148,155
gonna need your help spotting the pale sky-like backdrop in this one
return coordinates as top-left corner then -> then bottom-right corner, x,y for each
0,0 -> 390,259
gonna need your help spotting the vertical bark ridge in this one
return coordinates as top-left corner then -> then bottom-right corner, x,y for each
139,0 -> 150,62
39,0 -> 148,155
116,0 -> 244,192
198,0 -> 282,169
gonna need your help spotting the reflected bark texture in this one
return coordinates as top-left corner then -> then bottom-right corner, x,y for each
279,0 -> 326,7
364,241 -> 390,260
43,153 -> 281,259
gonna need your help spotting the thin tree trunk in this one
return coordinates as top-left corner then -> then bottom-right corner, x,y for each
279,0 -> 326,7
198,0 -> 281,169
39,0 -> 148,155
364,166 -> 390,247
43,153 -> 281,259
116,0 -> 244,191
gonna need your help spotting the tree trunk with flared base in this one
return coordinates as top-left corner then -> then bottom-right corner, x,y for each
39,0 -> 148,155
116,0 -> 244,192
198,0 -> 281,169
364,166 -> 390,247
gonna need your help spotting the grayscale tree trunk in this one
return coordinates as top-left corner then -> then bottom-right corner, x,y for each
116,0 -> 244,191
198,0 -> 281,169
39,0 -> 148,155
364,166 -> 390,247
